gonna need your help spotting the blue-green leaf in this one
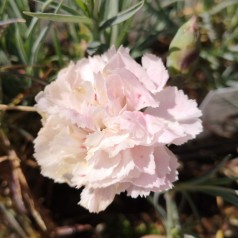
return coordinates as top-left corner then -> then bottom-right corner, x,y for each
208,0 -> 238,15
99,0 -> 144,30
30,24 -> 50,65
198,186 -> 238,207
23,12 -> 93,25
74,0 -> 90,16
15,24 -> 28,64
0,19 -> 25,39
185,154 -> 231,185
0,19 -> 25,26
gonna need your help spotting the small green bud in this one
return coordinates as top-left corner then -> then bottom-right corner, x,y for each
167,16 -> 200,76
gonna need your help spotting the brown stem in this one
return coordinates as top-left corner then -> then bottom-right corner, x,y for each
0,104 -> 36,112
0,129 -> 47,232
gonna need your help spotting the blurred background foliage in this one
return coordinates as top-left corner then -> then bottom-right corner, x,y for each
0,0 -> 238,237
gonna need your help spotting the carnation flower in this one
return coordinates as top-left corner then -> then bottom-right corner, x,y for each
34,46 -> 202,213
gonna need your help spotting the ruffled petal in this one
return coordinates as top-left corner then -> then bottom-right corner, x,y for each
142,54 -> 169,92
34,116 -> 87,185
145,87 -> 203,145
34,46 -> 202,213
79,187 -> 116,213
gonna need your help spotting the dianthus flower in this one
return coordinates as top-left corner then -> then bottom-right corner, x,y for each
34,46 -> 202,213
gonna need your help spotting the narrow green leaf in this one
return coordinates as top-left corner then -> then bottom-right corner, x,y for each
8,0 -> 28,33
15,24 -> 28,64
119,0 -> 131,12
74,0 -> 90,16
99,0 -> 144,30
19,0 -> 30,12
208,0 -> 238,15
182,192 -> 200,220
108,0 -> 119,46
23,12 -> 93,25
161,0 -> 184,8
0,0 -> 8,15
0,50 -> 10,65
42,0 -> 55,11
55,0 -> 64,13
177,184 -> 238,207
199,186 -> 238,207
207,177 -> 238,186
186,154 -> 232,185
0,19 -> 25,26
8,0 -> 23,18
28,0 -> 65,65
25,0 -> 64,39
0,19 -> 25,39
52,28 -> 64,66
25,17 -> 38,39
93,0 -> 102,20
116,18 -> 132,47
34,0 -> 80,15
30,25 -> 50,65
99,0 -> 111,20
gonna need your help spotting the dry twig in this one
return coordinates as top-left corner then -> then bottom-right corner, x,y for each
0,104 -> 36,112
0,129 -> 47,233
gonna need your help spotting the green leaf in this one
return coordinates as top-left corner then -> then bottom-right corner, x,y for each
8,0 -> 24,18
185,154 -> 232,185
34,0 -> 80,15
198,186 -> 238,207
15,24 -> 28,64
207,176 -> 238,185
208,0 -> 238,15
0,50 -> 10,65
74,0 -> 90,16
30,24 -> 50,65
0,19 -> 25,26
161,0 -> 184,8
0,0 -> 7,15
182,192 -> 200,220
87,41 -> 102,55
25,17 -> 38,39
177,183 -> 238,207
0,19 -> 25,39
25,0 -> 64,39
99,0 -> 144,30
115,18 -> 132,47
23,12 -> 93,25
8,0 -> 28,33
41,0 -> 55,11
52,28 -> 64,66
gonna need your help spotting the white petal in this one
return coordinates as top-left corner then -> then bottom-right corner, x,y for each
79,187 -> 116,213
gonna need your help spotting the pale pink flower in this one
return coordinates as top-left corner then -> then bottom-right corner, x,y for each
34,46 -> 202,213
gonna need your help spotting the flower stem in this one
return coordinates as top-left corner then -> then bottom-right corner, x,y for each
165,191 -> 181,238
0,104 -> 36,112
